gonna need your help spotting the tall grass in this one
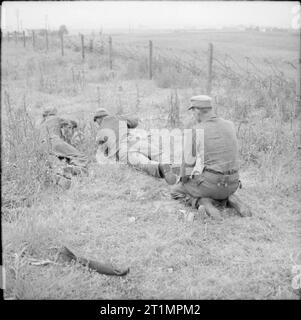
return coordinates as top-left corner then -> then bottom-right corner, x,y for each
1,91 -> 52,214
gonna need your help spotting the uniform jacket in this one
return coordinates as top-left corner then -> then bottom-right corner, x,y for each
96,114 -> 139,159
183,115 -> 239,175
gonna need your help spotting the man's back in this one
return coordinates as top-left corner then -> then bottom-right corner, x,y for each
40,116 -> 64,141
96,115 -> 138,158
202,116 -> 239,173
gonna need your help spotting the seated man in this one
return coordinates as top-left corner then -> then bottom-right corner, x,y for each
94,108 -> 177,185
170,95 -> 252,219
39,108 -> 89,188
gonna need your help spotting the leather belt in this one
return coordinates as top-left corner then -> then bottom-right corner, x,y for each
204,167 -> 238,175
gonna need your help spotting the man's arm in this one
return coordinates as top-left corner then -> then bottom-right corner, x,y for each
118,115 -> 139,129
180,128 -> 197,183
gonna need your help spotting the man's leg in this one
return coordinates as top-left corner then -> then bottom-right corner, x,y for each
170,182 -> 200,209
171,178 -> 223,219
198,198 -> 222,220
128,139 -> 177,184
227,194 -> 252,217
145,138 -> 177,185
127,151 -> 162,178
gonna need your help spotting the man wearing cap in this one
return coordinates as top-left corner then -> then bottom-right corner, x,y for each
61,119 -> 79,145
94,108 -> 177,185
170,95 -> 252,219
40,108 -> 89,188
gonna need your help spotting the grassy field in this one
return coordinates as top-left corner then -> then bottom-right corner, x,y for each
1,30 -> 301,299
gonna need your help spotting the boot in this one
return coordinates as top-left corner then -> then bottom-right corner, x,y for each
56,175 -> 72,190
198,197 -> 222,220
159,163 -> 177,185
227,194 -> 252,217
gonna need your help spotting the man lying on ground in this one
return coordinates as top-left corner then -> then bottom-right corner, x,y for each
93,108 -> 177,185
39,108 -> 89,188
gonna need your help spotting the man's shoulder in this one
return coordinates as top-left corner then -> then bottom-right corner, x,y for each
211,116 -> 235,127
43,116 -> 61,124
101,115 -> 119,125
103,115 -> 117,121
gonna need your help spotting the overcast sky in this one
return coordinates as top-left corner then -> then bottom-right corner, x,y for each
1,1 -> 299,31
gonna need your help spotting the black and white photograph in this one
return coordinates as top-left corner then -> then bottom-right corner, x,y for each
1,0 -> 301,301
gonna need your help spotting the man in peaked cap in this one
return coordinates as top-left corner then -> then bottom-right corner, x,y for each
93,108 -> 109,123
170,95 -> 252,219
94,108 -> 177,185
39,108 -> 89,188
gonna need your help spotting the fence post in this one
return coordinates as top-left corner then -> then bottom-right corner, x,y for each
97,86 -> 101,108
32,30 -> 35,49
89,39 -> 93,53
81,34 -> 85,60
60,32 -> 64,56
108,36 -> 112,70
206,43 -> 213,95
14,31 -> 17,44
297,31 -> 301,116
149,40 -> 153,80
23,30 -> 26,47
7,31 -> 10,42
45,29 -> 48,52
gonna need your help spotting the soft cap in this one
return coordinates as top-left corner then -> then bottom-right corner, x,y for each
188,95 -> 212,109
42,107 -> 58,118
94,108 -> 109,121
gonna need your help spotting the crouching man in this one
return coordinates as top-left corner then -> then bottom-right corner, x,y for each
170,95 -> 252,219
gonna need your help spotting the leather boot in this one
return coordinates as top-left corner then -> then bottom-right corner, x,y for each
227,194 -> 252,217
159,163 -> 177,185
199,197 -> 222,220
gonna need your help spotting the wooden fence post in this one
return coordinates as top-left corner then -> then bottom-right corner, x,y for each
81,34 -> 85,60
108,36 -> 112,70
23,30 -> 26,47
97,86 -> 101,108
32,30 -> 35,49
297,31 -> 301,116
60,32 -> 64,56
149,40 -> 153,80
206,43 -> 213,95
45,29 -> 48,52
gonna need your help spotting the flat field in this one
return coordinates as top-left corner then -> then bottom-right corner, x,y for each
1,30 -> 301,299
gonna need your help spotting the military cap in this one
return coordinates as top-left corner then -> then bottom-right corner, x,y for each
60,119 -> 78,128
42,107 -> 58,118
93,108 -> 109,121
70,120 -> 78,128
188,95 -> 212,110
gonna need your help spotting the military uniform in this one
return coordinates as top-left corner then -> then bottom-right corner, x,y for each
40,108 -> 88,175
171,96 -> 240,207
94,109 -> 175,182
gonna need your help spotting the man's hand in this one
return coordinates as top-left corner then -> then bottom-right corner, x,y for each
95,135 -> 108,146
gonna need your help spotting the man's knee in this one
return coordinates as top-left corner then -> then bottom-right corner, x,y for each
170,183 -> 186,199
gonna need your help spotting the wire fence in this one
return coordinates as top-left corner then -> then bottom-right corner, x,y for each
4,30 -> 300,109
